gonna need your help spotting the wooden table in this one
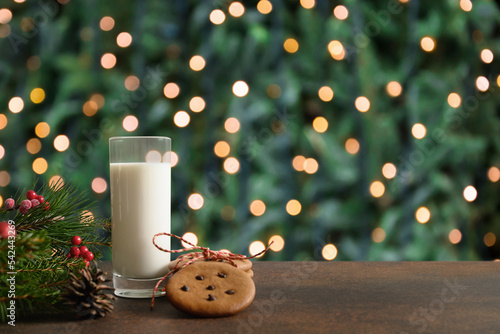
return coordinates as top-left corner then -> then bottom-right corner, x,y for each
8,261 -> 500,333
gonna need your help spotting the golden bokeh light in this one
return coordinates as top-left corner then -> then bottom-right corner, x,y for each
189,96 -> 206,112
345,138 -> 360,155
250,200 -> 266,216
0,145 -> 4,160
0,9 -> 12,24
355,96 -> 370,112
122,115 -> 139,132
209,9 -> 225,25
480,49 -> 494,64
449,229 -> 462,244
333,5 -> 349,20
174,111 -> 190,128
30,88 -> 45,104
90,94 -> 105,109
415,207 -> 431,224
487,166 -> 500,182
164,82 -> 180,99
269,235 -> 285,252
420,37 -> 435,52
386,81 -> 402,97
82,100 -> 98,117
214,141 -> 230,158
99,16 -> 115,31
382,163 -> 397,179
0,24 -> 11,38
312,116 -> 328,133
91,177 -> 107,193
484,232 -> 496,247
124,75 -> 140,91
249,241 -> 266,258
328,40 -> 344,57
283,38 -> 299,53
476,76 -> 489,92
117,32 -> 132,48
229,2 -> 245,17
372,228 -> 386,243
221,206 -> 235,221
0,171 -> 10,187
300,0 -> 315,9
370,181 -> 385,198
232,81 -> 249,97
460,0 -> 472,11
0,114 -> 7,130
188,193 -> 204,210
286,199 -> 302,216
32,157 -> 48,175
267,84 -> 281,98
8,97 -> 24,113
53,135 -> 70,152
463,185 -> 477,202
318,86 -> 334,102
411,123 -> 426,139
27,56 -> 41,71
224,157 -> 240,174
35,122 -> 50,138
26,138 -> 41,154
304,158 -> 319,174
189,55 -> 206,71
292,155 -> 306,171
101,53 -> 117,69
49,175 -> 64,190
447,93 -> 461,108
257,0 -> 272,14
170,151 -> 179,167
322,244 -> 338,260
224,117 -> 240,133
181,232 -> 198,248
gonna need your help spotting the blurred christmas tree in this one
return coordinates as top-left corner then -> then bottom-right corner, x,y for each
0,0 -> 499,261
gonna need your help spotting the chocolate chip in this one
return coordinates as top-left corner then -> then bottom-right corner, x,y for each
181,285 -> 190,292
195,275 -> 204,280
207,285 -> 215,290
217,272 -> 227,278
225,289 -> 235,295
207,294 -> 216,301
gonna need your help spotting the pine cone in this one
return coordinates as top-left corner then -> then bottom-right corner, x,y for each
64,264 -> 116,320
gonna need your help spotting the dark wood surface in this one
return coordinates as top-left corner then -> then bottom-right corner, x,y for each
7,261 -> 500,334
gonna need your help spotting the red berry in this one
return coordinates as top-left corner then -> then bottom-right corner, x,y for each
0,221 -> 16,239
85,261 -> 90,267
30,199 -> 40,208
19,206 -> 29,215
66,253 -> 72,258
69,246 -> 80,258
71,236 -> 82,246
4,198 -> 15,210
26,190 -> 37,200
79,246 -> 89,254
43,202 -> 50,211
82,251 -> 94,261
20,199 -> 32,210
36,195 -> 45,203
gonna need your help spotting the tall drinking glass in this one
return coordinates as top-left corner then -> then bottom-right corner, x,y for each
109,136 -> 171,298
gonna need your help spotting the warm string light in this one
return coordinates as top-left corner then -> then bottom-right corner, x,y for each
83,101 -> 98,117
8,97 -> 24,113
268,235 -> 284,252
345,138 -> 360,155
101,53 -> 117,69
267,84 -> 281,98
322,244 -> 337,260
300,0 -> 315,9
286,199 -> 302,216
0,145 -> 4,160
249,241 -> 266,257
333,5 -> 348,20
448,229 -> 462,244
0,9 -> 12,24
32,158 -> 48,175
370,181 -> 385,198
476,76 -> 489,92
35,122 -> 50,138
0,114 -> 6,130
292,155 -> 306,171
411,123 -> 427,139
0,171 -> 10,187
164,83 -> 180,99
386,81 -> 402,97
355,96 -> 370,112
122,115 -> 139,132
229,2 -> 245,17
460,0 -> 472,12
181,232 -> 198,248
232,81 -> 249,97
312,117 -> 328,133
303,158 -> 318,174
249,200 -> 266,216
318,86 -> 334,102
30,88 -> 45,104
189,96 -> 206,112
382,163 -> 397,179
210,9 -> 225,24
99,16 -> 115,31
124,76 -> 140,91
214,141 -> 231,158
484,232 -> 496,247
420,37 -> 435,52
117,32 -> 132,48
447,93 -> 461,108
170,151 -> 179,167
223,157 -> 240,174
53,135 -> 70,152
257,0 -> 272,14
463,185 -> 477,202
91,177 -> 107,193
49,175 -> 64,190
188,193 -> 204,210
189,55 -> 206,71
372,228 -> 386,243
174,111 -> 190,127
26,138 -> 41,154
415,207 -> 431,224
487,167 -> 500,182
283,38 -> 299,53
224,117 -> 240,133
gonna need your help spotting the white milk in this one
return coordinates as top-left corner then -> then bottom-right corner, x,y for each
110,162 -> 171,279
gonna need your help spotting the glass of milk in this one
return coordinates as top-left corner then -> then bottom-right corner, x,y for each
109,136 -> 171,298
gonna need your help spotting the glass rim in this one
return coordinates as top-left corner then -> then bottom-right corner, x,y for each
110,136 -> 171,142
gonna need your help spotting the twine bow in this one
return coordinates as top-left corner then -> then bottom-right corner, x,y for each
150,232 -> 272,310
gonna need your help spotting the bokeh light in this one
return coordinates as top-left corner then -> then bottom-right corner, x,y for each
0,145 -> 4,160
0,9 -> 12,24
460,0 -> 472,11
224,117 -> 240,133
188,193 -> 204,210
210,9 -> 225,25
170,151 -> 179,167
328,40 -> 344,58
83,100 -> 98,116
411,123 -> 427,139
269,235 -> 285,252
449,229 -> 462,244
303,158 -> 319,174
30,88 -> 45,104
267,84 -> 281,98
221,206 -> 235,221
386,81 -> 402,97
322,244 -> 337,260
257,0 -> 272,14
333,5 -> 348,20
312,116 -> 328,133
122,115 -> 139,132
26,138 -> 41,154
229,2 -> 245,17
224,157 -> 240,174
372,228 -> 386,243
189,55 -> 206,71
318,86 -> 334,102
214,141 -> 230,158
91,177 -> 107,193
232,81 -> 249,97
463,185 -> 477,202
90,94 -> 105,109
382,163 -> 397,179
487,166 -> 500,182
99,16 -> 115,31
300,0 -> 315,9
101,53 -> 117,69
164,83 -> 180,99
249,241 -> 266,257
476,76 -> 489,92
447,93 -> 461,108
284,38 -> 299,53
32,158 -> 48,175
0,114 -> 6,130
484,232 -> 496,247
250,200 -> 266,216
8,97 -> 24,113
49,175 -> 64,190
286,199 -> 302,216
355,96 -> 370,112
27,56 -> 41,71
420,37 -> 435,52
35,122 -> 50,138
345,138 -> 360,155
480,49 -> 494,63
53,135 -> 70,152
292,155 -> 306,171
415,207 -> 431,224
117,32 -> 132,48
370,181 -> 385,198
174,111 -> 190,127
0,24 -> 11,38
189,96 -> 206,112
124,76 -> 140,91
181,232 -> 198,248
0,171 -> 10,187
